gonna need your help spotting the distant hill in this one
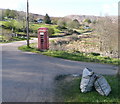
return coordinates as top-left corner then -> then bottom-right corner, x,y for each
64,15 -> 118,24
0,8 -> 44,21
64,15 -> 101,23
0,8 -> 117,23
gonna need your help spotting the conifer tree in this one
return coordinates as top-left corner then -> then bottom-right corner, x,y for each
44,14 -> 51,24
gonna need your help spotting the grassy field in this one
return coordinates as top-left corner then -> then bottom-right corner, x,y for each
18,44 -> 120,65
30,23 -> 61,33
54,75 -> 119,103
0,21 -> 61,35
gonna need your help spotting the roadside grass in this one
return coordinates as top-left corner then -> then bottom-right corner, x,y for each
55,75 -> 119,102
18,45 -> 120,65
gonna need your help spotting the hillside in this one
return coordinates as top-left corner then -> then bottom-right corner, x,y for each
0,8 -> 44,21
64,15 -> 118,23
64,15 -> 101,23
1,8 -> 118,23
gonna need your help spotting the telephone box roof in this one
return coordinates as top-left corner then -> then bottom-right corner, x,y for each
38,27 -> 48,30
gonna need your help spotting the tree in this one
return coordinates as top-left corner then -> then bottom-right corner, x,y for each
93,17 -> 118,58
51,17 -> 59,25
93,20 -> 97,24
57,18 -> 66,28
5,9 -> 18,19
72,19 -> 80,28
5,9 -> 11,18
29,14 -> 35,22
10,10 -> 18,19
84,19 -> 92,24
44,14 -> 51,24
67,19 -> 80,29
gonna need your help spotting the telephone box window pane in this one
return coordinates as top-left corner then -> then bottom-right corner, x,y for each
40,32 -> 44,35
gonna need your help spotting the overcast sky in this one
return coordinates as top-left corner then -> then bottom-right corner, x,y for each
0,0 -> 119,17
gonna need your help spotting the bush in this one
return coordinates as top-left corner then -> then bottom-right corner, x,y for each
48,28 -> 55,36
66,29 -> 74,35
93,17 -> 118,58
57,19 -> 66,28
91,52 -> 100,56
67,19 -> 80,29
57,26 -> 67,30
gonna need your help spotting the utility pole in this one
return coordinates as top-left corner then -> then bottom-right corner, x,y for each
26,0 -> 29,47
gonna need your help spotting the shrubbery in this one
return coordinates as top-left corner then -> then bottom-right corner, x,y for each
57,26 -> 67,30
48,28 -> 55,36
93,17 -> 118,58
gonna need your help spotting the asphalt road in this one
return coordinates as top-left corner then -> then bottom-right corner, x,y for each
1,39 -> 117,102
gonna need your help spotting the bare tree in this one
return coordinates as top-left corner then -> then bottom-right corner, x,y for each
93,17 -> 118,58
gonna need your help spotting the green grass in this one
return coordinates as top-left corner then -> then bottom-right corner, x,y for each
0,21 -> 62,36
0,20 -> 23,29
18,45 -> 38,52
30,23 -> 61,34
55,75 -> 119,102
0,21 -> 7,25
18,45 -> 120,65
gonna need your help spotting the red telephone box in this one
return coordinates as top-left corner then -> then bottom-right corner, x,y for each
38,27 -> 49,50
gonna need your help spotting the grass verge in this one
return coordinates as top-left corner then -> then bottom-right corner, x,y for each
54,75 -> 119,103
18,45 -> 120,65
